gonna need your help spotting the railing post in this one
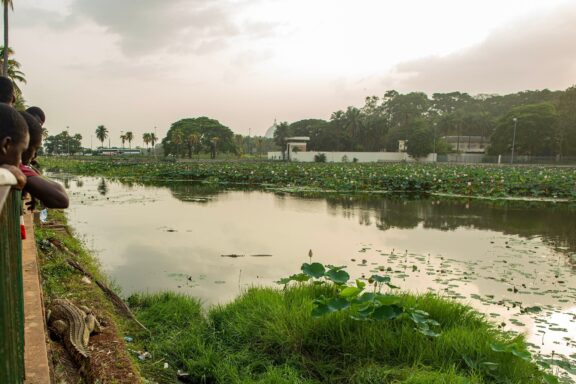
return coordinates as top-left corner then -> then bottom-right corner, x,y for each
0,183 -> 25,384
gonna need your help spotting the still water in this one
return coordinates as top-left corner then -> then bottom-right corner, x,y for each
58,176 -> 576,366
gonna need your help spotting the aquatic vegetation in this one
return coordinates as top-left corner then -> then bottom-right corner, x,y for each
43,158 -> 576,200
127,284 -> 554,383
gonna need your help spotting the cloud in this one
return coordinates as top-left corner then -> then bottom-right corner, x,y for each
71,0 -> 279,57
386,4 -> 576,93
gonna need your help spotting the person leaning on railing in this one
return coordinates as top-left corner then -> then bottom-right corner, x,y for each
0,105 -> 28,197
19,111 -> 68,210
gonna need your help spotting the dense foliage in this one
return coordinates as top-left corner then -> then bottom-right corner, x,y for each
271,88 -> 576,158
43,158 -> 576,200
162,117 -> 236,159
44,131 -> 83,155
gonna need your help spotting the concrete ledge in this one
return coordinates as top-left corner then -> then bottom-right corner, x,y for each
22,212 -> 52,384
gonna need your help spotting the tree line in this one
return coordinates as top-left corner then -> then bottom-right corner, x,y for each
273,88 -> 576,158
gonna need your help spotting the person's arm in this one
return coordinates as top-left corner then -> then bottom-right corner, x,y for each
0,164 -> 27,190
24,176 -> 69,208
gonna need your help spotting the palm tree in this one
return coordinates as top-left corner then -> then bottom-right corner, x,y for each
2,0 -> 13,77
187,132 -> 200,159
172,129 -> 183,157
149,133 -> 157,157
95,125 -> 108,148
120,134 -> 126,148
142,132 -> 150,150
125,131 -> 133,149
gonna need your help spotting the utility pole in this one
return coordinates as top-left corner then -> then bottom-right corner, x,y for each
511,118 -> 518,164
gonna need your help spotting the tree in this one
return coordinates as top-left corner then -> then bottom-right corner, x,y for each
142,133 -> 151,153
407,124 -> 434,159
488,103 -> 559,156
186,132 -> 201,158
2,0 -> 13,77
125,131 -> 133,149
120,134 -> 126,148
557,86 -> 576,156
44,131 -> 83,155
95,125 -> 108,148
273,121 -> 291,160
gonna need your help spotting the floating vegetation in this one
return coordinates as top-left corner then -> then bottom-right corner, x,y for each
43,158 -> 576,200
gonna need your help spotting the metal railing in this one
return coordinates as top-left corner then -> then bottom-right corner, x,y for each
0,185 -> 24,384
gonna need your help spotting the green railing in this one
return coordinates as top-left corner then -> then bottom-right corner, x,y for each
0,186 -> 24,384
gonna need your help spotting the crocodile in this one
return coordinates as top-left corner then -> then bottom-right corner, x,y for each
47,298 -> 102,378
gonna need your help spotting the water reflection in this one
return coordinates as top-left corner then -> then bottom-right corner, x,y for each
97,178 -> 108,196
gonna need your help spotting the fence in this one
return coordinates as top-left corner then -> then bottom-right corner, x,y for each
437,154 -> 576,165
0,185 -> 25,384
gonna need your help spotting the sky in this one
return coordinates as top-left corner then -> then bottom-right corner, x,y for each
10,0 -> 576,147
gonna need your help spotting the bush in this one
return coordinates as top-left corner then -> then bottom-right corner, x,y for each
314,153 -> 327,162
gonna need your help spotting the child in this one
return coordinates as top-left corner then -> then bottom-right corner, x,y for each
0,103 -> 28,188
19,111 -> 69,209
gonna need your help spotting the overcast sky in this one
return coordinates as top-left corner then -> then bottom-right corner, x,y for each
11,0 -> 576,147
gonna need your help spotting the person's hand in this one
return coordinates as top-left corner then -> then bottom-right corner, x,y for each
25,197 -> 37,212
1,164 -> 27,190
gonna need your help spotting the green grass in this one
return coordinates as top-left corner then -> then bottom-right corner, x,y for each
127,285 -> 549,383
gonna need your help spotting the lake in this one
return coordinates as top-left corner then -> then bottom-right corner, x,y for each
56,176 -> 576,366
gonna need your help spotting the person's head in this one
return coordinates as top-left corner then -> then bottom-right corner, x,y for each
25,106 -> 46,126
0,104 -> 29,166
0,76 -> 15,105
20,111 -> 43,165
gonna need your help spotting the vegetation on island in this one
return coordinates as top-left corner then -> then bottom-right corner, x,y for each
126,262 -> 557,383
43,158 -> 576,200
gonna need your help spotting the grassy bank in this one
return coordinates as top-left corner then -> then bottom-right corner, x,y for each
35,210 -> 142,383
126,285 -> 554,384
42,157 -> 576,200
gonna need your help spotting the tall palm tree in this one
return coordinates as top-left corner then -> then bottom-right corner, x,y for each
187,132 -> 200,158
125,131 -> 133,149
120,134 -> 126,148
142,133 -> 151,153
172,129 -> 183,157
95,125 -> 108,148
149,133 -> 158,157
2,0 -> 13,77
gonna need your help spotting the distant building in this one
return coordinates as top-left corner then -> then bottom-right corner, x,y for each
443,136 -> 488,154
285,137 -> 310,160
264,119 -> 278,139
96,147 -> 142,156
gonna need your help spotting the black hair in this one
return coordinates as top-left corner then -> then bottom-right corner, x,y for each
0,103 -> 27,144
0,76 -> 15,104
20,111 -> 43,147
26,106 -> 46,125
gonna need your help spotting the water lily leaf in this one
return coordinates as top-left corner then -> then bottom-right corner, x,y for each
290,273 -> 310,282
328,297 -> 350,311
523,306 -> 542,313
490,343 -> 508,353
356,279 -> 366,289
312,304 -> 332,317
511,349 -> 531,361
301,262 -> 326,278
357,292 -> 377,303
370,274 -> 391,283
372,304 -> 403,320
340,286 -> 362,299
375,295 -> 400,306
326,269 -> 350,284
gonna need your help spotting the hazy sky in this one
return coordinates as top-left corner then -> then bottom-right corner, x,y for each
11,0 -> 576,147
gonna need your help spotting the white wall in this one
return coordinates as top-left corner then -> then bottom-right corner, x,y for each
267,151 -> 437,163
